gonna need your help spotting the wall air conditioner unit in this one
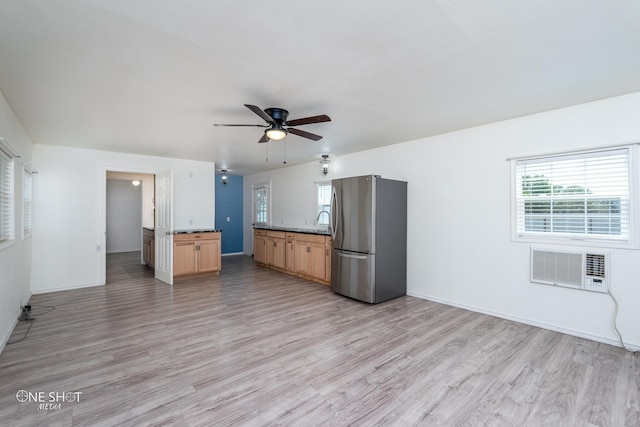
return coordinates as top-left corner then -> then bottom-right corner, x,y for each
530,247 -> 609,293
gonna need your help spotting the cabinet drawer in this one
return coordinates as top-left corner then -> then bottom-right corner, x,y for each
254,229 -> 267,237
294,233 -> 327,245
173,232 -> 220,242
267,230 -> 286,239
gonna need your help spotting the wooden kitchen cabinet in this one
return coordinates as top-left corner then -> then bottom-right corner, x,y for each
143,228 -> 155,268
253,229 -> 267,264
294,233 -> 328,283
254,228 -> 330,285
174,240 -> 197,276
173,232 -> 221,277
325,237 -> 331,282
267,231 -> 286,269
285,233 -> 295,272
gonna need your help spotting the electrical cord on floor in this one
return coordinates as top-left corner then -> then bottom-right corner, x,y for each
608,291 -> 639,353
6,304 -> 56,345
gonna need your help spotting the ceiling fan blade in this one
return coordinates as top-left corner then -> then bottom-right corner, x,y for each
286,114 -> 331,127
213,124 -> 269,127
245,104 -> 274,123
258,133 -> 269,143
288,128 -> 323,141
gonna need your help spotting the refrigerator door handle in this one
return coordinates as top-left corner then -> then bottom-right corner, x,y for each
331,187 -> 338,240
335,251 -> 368,260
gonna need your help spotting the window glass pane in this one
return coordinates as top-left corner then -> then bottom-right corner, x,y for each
0,151 -> 14,242
253,183 -> 269,225
515,147 -> 631,243
23,169 -> 33,237
317,182 -> 331,225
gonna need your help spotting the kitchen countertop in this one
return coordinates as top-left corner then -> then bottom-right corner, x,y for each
171,229 -> 222,235
253,225 -> 330,236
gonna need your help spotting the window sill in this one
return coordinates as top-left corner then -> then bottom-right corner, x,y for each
512,234 -> 638,250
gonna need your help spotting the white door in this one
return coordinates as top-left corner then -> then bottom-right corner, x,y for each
155,170 -> 173,284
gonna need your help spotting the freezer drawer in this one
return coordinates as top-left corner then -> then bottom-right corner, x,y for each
331,250 -> 375,303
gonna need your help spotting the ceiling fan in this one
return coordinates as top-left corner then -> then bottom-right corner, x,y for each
214,104 -> 331,143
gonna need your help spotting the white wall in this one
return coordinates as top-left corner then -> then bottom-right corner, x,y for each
31,144 -> 215,293
243,91 -> 640,349
0,91 -> 33,350
106,179 -> 143,253
106,171 -> 155,228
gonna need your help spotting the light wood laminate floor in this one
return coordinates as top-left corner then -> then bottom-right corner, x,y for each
1,252 -> 638,426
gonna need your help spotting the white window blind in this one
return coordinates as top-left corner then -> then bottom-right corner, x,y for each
23,168 -> 33,237
514,147 -> 632,244
253,183 -> 270,225
0,149 -> 14,242
317,182 -> 331,225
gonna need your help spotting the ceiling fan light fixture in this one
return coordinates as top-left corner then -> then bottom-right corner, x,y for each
265,128 -> 287,141
320,154 -> 331,175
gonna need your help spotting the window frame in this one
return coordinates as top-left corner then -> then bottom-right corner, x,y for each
510,144 -> 639,249
0,147 -> 15,248
316,181 -> 331,226
23,166 -> 33,239
252,182 -> 271,226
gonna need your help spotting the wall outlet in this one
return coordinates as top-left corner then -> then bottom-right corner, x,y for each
226,217 -> 230,222
189,219 -> 193,225
96,245 -> 102,252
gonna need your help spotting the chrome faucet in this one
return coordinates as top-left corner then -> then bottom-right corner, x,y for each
316,210 -> 330,227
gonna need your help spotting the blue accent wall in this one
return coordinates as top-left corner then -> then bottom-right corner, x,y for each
215,174 -> 244,254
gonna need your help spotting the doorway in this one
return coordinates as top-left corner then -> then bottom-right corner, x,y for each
105,171 -> 155,283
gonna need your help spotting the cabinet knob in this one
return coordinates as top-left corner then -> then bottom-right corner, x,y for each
306,246 -> 310,253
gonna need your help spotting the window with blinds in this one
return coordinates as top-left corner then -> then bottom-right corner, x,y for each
513,146 -> 634,245
23,167 -> 33,238
0,149 -> 14,242
253,182 -> 270,225
317,182 -> 331,225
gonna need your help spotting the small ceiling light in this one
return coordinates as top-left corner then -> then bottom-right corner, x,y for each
319,154 -> 331,175
265,127 -> 287,141
221,169 -> 228,185
132,180 -> 141,186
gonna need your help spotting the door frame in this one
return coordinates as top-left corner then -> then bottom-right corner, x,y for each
100,166 -> 162,285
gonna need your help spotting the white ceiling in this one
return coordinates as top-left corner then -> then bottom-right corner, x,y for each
1,1 -> 639,175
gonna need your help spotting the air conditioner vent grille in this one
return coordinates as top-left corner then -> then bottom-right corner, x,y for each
586,253 -> 606,278
530,247 -> 609,293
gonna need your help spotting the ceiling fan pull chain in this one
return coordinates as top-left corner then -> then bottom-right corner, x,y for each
283,139 -> 287,165
265,140 -> 269,162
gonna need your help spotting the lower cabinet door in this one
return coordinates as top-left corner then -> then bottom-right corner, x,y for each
254,236 -> 267,264
307,242 -> 326,280
198,239 -> 221,272
174,242 -> 197,276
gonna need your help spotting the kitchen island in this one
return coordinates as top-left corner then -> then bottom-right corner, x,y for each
172,229 -> 222,278
253,226 -> 331,285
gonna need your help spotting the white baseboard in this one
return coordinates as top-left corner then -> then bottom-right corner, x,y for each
0,291 -> 32,354
222,252 -> 245,257
106,248 -> 142,254
32,281 -> 104,295
406,290 -> 639,351
0,315 -> 19,354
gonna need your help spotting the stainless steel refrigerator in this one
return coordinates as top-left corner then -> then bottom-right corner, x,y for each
330,175 -> 407,303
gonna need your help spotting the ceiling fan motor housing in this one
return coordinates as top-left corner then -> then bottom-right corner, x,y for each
264,108 -> 289,124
